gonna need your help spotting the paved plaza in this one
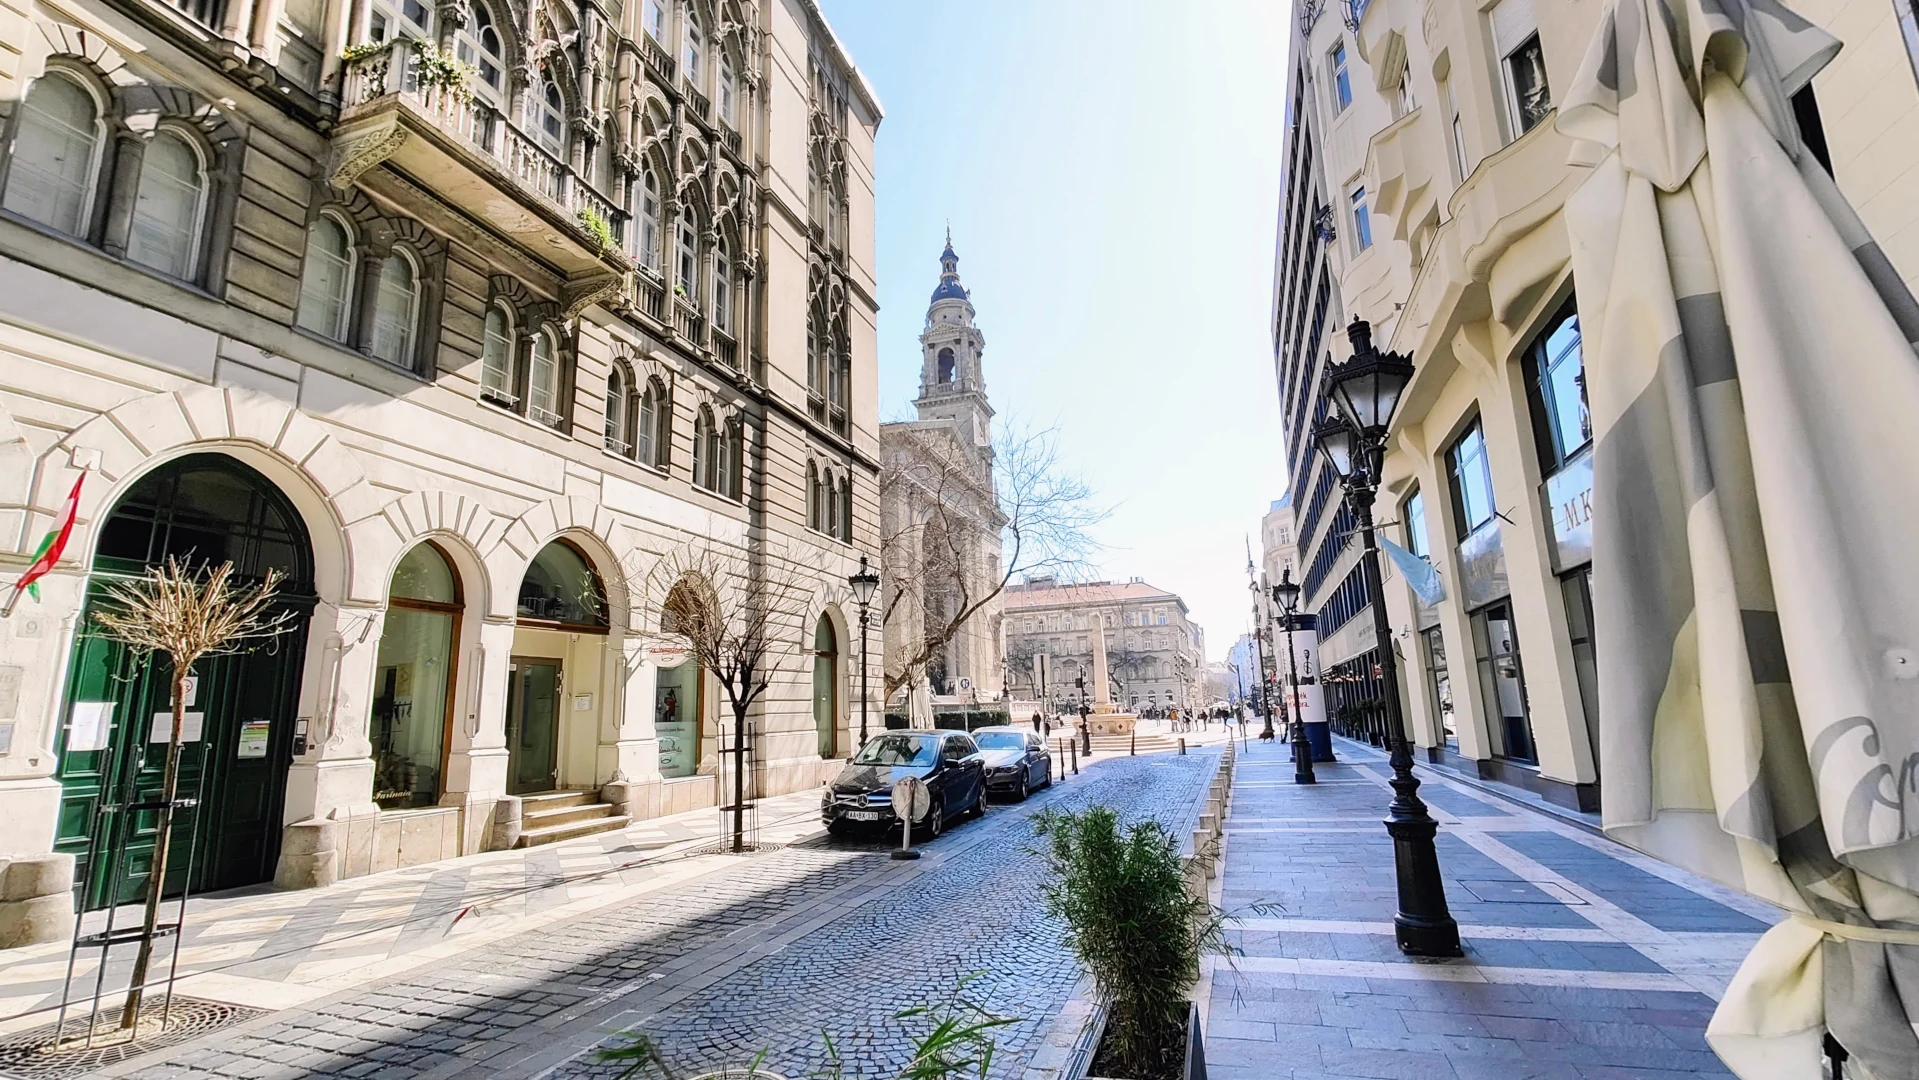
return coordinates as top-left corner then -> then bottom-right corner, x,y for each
4,742 -> 1225,1080
1204,736 -> 1782,1080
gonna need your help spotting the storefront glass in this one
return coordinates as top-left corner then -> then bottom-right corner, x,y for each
813,616 -> 838,758
1562,568 -> 1600,775
1472,602 -> 1537,763
371,544 -> 460,809
655,661 -> 700,778
1423,627 -> 1456,748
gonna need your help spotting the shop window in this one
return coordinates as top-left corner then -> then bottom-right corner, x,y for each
371,542 -> 462,809
1423,626 -> 1456,749
1471,602 -> 1535,763
1562,569 -> 1600,774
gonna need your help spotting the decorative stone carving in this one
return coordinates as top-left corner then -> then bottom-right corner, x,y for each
563,271 -> 630,320
327,118 -> 408,190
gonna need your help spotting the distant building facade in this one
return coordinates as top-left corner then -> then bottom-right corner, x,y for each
1003,577 -> 1203,713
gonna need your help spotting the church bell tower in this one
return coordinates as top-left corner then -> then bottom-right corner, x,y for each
916,230 -> 994,450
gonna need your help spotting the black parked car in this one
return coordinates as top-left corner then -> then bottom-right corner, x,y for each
970,727 -> 1052,800
821,730 -> 986,838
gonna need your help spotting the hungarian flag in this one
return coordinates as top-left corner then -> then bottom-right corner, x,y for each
4,474 -> 83,616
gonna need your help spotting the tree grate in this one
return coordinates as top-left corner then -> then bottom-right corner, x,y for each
0,997 -> 267,1079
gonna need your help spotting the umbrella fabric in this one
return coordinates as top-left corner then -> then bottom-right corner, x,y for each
1559,1 -> 1919,1077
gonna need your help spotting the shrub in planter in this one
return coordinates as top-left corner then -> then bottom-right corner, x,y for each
1033,806 -> 1227,1080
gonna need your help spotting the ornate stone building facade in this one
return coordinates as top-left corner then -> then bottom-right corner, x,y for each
0,0 -> 880,942
1002,577 -> 1203,715
879,236 -> 1004,714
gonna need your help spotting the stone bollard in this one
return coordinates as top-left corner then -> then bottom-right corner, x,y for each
1178,738 -> 1187,756
274,819 -> 341,890
490,794 -> 524,851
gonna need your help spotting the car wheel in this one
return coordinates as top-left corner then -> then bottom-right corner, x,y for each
970,786 -> 987,818
923,800 -> 945,839
1016,773 -> 1030,801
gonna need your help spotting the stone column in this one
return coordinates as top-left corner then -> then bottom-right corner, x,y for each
440,616 -> 511,853
276,600 -> 381,889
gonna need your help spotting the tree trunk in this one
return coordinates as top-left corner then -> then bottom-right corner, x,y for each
730,700 -> 748,853
120,667 -> 188,1030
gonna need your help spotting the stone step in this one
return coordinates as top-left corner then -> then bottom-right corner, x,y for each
523,800 -> 619,829
518,790 -> 596,812
516,812 -> 630,847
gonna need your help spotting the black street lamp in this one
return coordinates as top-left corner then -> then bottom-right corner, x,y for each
1272,569 -> 1314,785
848,556 -> 879,748
1313,317 -> 1462,959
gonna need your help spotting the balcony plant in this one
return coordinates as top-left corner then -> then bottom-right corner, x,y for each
410,41 -> 477,103
577,206 -> 617,252
1033,805 -> 1227,1080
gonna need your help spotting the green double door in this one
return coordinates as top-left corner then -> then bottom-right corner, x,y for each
52,454 -> 316,911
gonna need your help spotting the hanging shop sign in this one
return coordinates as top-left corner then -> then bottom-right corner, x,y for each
641,637 -> 694,669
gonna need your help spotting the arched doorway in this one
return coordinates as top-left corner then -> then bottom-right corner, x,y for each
509,540 -> 607,794
54,454 -> 317,909
656,576 -> 711,779
813,614 -> 838,758
370,543 -> 462,809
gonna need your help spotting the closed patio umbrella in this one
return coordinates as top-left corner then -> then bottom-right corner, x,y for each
1559,1 -> 1919,1078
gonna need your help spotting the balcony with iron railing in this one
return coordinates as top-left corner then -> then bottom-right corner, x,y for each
336,41 -> 630,278
712,328 -> 737,369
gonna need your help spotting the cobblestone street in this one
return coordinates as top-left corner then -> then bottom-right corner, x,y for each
1203,736 -> 1785,1080
80,746 -> 1222,1080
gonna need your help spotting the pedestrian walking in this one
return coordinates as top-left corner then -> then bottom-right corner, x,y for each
1031,711 -> 1042,733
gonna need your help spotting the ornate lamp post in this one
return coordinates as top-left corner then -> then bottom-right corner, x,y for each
848,556 -> 879,748
1272,569 -> 1314,785
1312,317 -> 1462,958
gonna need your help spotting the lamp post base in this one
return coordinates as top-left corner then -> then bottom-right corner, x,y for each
1384,809 -> 1462,958
1291,732 -> 1316,784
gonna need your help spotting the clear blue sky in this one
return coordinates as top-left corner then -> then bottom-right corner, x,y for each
818,0 -> 1293,662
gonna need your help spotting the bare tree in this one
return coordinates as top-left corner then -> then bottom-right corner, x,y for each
881,420 -> 1104,705
642,542 -> 814,852
91,558 -> 294,1030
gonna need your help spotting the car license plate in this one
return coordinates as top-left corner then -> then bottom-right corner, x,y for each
845,810 -> 880,821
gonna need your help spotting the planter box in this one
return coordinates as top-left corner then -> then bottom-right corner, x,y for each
1078,1001 -> 1206,1080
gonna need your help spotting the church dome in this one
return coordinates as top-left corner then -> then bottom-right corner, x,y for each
931,230 -> 970,303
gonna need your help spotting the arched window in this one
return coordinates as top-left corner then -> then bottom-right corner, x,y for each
805,461 -> 821,531
480,303 -> 515,404
692,407 -> 714,491
682,14 -> 704,88
517,539 -> 608,629
372,542 -> 462,809
3,72 -> 104,237
296,216 -> 355,341
527,327 -> 563,428
530,78 -> 565,156
456,3 -> 506,100
635,168 -> 661,272
838,476 -> 852,541
637,377 -> 665,468
657,575 -> 712,779
605,362 -> 632,456
676,215 -> 699,299
371,0 -> 433,43
127,130 -> 205,280
719,54 -> 737,127
825,474 -> 841,540
813,614 -> 838,757
722,419 -> 742,499
937,347 -> 955,384
829,329 -> 848,414
369,250 -> 419,366
805,310 -> 820,394
712,237 -> 731,332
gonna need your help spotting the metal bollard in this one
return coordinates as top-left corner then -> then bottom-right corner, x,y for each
1130,730 -> 1136,756
1178,738 -> 1187,756
1070,738 -> 1079,774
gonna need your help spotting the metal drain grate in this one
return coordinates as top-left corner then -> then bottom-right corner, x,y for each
0,998 -> 267,1079
690,839 -> 785,855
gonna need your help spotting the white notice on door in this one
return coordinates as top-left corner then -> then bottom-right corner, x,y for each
150,711 -> 205,744
68,702 -> 114,752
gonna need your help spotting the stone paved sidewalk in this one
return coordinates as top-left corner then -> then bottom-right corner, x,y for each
0,786 -> 830,1028
1204,736 -> 1782,1080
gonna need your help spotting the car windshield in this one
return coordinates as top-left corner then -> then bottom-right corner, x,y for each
972,732 -> 1027,750
852,733 -> 939,767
